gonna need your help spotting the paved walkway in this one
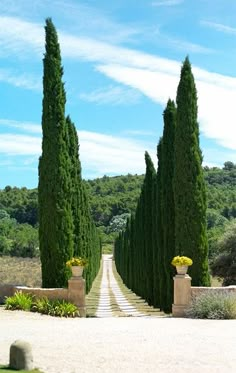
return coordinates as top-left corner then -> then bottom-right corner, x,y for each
96,255 -> 146,317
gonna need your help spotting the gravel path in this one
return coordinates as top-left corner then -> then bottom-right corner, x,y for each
0,308 -> 236,373
96,255 -> 144,317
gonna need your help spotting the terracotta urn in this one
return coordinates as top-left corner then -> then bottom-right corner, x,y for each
71,266 -> 84,277
176,265 -> 188,275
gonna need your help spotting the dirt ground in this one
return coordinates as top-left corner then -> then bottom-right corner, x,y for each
0,308 -> 235,373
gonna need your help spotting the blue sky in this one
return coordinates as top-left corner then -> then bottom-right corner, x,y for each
0,0 -> 236,188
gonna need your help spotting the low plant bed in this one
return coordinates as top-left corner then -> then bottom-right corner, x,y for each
5,291 -> 78,318
187,290 -> 236,319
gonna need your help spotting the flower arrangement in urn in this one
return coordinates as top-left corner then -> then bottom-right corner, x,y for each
66,257 -> 88,278
66,257 -> 88,267
171,256 -> 193,275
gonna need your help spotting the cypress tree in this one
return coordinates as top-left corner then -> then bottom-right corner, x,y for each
174,57 -> 210,286
144,151 -> 156,304
38,18 -> 74,288
161,99 -> 176,312
66,116 -> 82,257
156,138 -> 165,309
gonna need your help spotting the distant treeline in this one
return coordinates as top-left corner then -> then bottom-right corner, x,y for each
0,162 -> 235,229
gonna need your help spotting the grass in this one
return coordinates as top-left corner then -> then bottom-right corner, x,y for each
0,366 -> 43,372
0,257 -> 41,287
85,259 -> 104,317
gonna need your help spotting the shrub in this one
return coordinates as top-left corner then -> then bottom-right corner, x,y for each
186,291 -> 236,319
5,293 -> 78,317
31,298 -> 78,317
5,291 -> 33,311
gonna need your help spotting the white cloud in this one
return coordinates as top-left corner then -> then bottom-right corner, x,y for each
0,68 -> 41,91
0,122 -> 157,177
0,16 -> 43,57
203,148 -> 236,167
79,131 -> 156,176
96,63 -> 236,150
0,119 -> 42,133
201,21 -> 236,35
0,16 -> 236,153
79,85 -> 141,105
0,134 -> 41,155
163,36 -> 214,54
151,0 -> 183,6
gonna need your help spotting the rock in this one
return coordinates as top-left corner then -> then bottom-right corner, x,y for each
9,340 -> 33,371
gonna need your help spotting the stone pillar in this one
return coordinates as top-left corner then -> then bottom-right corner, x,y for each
9,340 -> 33,371
172,274 -> 192,317
68,277 -> 86,317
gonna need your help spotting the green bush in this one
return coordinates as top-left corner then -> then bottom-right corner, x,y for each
31,298 -> 78,317
187,291 -> 236,319
5,292 -> 78,317
5,291 -> 33,311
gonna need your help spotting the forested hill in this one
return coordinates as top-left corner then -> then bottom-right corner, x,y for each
0,162 -> 235,230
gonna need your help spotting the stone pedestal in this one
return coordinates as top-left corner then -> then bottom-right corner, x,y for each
9,340 -> 33,371
172,274 -> 192,317
68,277 -> 86,318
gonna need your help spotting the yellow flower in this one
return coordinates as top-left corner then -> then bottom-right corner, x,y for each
171,256 -> 193,266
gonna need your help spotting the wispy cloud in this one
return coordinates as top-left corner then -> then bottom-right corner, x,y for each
0,125 -> 157,177
0,16 -> 43,58
123,130 -> 157,136
1,16 -> 236,153
96,63 -> 236,151
201,21 -> 236,35
79,131 -> 156,176
0,68 -> 41,91
163,36 -> 214,54
0,134 -> 41,155
79,85 -> 141,105
151,0 -> 183,7
0,119 -> 41,134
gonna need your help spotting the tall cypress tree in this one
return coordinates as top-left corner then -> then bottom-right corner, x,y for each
38,18 -> 74,288
156,138 -> 165,309
66,116 -> 82,257
161,99 -> 176,312
144,151 -> 156,304
174,57 -> 210,286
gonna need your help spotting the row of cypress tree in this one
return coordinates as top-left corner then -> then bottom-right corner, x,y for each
38,19 -> 101,291
115,57 -> 210,312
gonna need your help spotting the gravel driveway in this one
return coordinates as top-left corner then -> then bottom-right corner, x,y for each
0,308 -> 235,373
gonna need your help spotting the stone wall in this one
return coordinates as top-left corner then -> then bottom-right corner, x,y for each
191,285 -> 236,298
0,277 -> 86,317
172,274 -> 236,317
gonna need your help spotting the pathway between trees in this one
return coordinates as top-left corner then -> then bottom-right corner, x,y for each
89,254 -> 163,318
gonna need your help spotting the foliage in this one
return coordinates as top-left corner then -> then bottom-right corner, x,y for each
171,256 -> 193,266
0,217 -> 38,257
38,18 -> 74,288
115,152 -> 157,307
159,99 -> 176,312
5,292 -> 78,317
174,57 -> 210,286
186,291 -> 236,319
66,257 -> 88,267
31,298 -> 78,317
211,219 -> 236,285
106,213 -> 130,233
5,291 -> 32,311
38,19 -> 101,290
